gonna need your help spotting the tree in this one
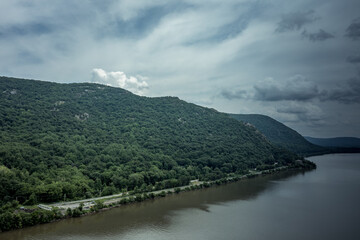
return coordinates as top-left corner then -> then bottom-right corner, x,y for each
66,208 -> 72,217
101,184 -> 117,196
129,173 -> 144,190
24,192 -> 37,205
93,200 -> 104,212
78,202 -> 84,211
72,208 -> 82,217
12,213 -> 22,229
0,212 -> 13,231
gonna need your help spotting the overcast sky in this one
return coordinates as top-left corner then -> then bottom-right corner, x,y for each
1,0 -> 359,137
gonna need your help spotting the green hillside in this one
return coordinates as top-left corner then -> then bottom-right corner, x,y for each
230,114 -> 327,156
0,76 -> 305,206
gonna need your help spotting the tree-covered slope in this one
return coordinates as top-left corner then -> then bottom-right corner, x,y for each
0,76 -> 300,205
230,114 -> 327,156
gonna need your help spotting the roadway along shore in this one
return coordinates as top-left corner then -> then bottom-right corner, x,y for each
43,165 -> 290,211
48,180 -> 204,211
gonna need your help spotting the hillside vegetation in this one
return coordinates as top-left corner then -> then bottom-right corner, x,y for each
230,114 -> 327,156
0,77 -> 302,207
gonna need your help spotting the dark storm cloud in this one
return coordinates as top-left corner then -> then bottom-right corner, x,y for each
16,50 -> 43,64
185,17 -> 250,46
347,54 -> 360,63
184,1 -> 265,46
277,106 -> 307,114
0,22 -> 53,38
275,10 -> 318,32
220,89 -> 247,100
301,29 -> 334,42
252,76 -> 360,104
214,2 -> 264,41
248,74 -> 360,105
276,104 -> 324,123
99,2 -> 191,39
253,76 -> 320,101
210,15 -> 250,42
345,17 -> 360,40
321,78 -> 360,104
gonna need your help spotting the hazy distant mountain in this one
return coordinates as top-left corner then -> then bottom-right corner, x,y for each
304,136 -> 360,148
230,114 -> 327,156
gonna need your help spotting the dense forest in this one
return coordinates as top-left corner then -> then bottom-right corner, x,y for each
0,77 -> 303,209
230,114 -> 328,156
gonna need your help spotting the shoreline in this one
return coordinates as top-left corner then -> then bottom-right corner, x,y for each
0,160 -> 315,233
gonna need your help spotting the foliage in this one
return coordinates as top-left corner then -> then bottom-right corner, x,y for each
92,200 -> 105,212
66,208 -> 72,217
0,205 -> 60,231
72,208 -> 82,217
0,77 -> 300,210
230,114 -> 328,156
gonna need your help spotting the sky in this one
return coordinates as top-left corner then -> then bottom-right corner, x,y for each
0,0 -> 359,138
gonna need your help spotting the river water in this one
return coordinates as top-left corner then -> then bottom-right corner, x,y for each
1,153 -> 360,240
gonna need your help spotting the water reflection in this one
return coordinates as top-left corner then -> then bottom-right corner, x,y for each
1,170 -> 307,240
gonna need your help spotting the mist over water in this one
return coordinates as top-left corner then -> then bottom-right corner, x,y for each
2,154 -> 360,240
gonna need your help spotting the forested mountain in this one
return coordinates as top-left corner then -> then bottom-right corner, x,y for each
305,136 -> 360,148
230,114 -> 327,156
0,76 -> 301,205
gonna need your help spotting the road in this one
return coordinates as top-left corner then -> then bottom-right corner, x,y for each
49,192 -> 124,210
48,181 -> 204,210
44,166 -> 288,211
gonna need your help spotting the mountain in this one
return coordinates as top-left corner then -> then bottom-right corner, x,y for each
229,114 -> 327,156
0,76 -> 306,206
305,136 -> 360,148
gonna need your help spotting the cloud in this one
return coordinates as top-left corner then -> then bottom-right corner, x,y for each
301,29 -> 334,42
251,74 -> 360,104
16,50 -> 43,64
321,78 -> 360,104
345,17 -> 360,40
275,10 -> 318,33
99,1 -> 191,40
347,54 -> 360,63
1,0 -> 360,137
91,68 -> 149,95
0,22 -> 53,38
220,73 -> 360,106
276,103 -> 324,124
220,89 -> 248,100
108,0 -> 179,21
253,75 -> 320,101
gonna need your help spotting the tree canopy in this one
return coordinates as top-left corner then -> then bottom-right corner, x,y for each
0,76 -> 300,206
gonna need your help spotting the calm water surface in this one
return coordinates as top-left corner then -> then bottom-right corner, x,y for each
2,153 -> 360,240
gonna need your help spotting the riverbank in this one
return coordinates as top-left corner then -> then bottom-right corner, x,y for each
0,160 -> 315,232
3,154 -> 360,240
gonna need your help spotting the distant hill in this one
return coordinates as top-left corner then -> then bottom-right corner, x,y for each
0,76 -> 304,206
305,136 -> 360,148
230,114 -> 327,156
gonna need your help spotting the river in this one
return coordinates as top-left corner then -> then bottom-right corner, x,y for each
1,153 -> 360,240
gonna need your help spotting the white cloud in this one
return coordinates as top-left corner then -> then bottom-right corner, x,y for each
91,68 -> 149,95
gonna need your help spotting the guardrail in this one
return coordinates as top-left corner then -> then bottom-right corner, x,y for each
38,204 -> 52,211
